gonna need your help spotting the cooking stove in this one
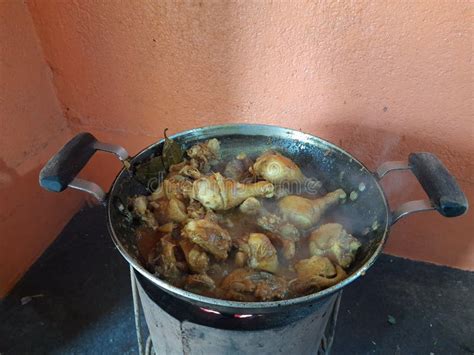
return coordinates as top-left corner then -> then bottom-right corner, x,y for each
132,270 -> 341,355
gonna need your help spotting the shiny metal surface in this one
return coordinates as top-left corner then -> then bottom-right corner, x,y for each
66,140 -> 129,202
375,160 -> 436,224
68,178 -> 106,202
135,270 -> 341,355
106,124 -> 391,313
375,161 -> 410,179
93,141 -> 129,161
391,199 -> 434,224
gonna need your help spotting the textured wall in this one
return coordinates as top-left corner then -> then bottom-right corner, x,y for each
0,1 -> 84,296
27,1 -> 473,269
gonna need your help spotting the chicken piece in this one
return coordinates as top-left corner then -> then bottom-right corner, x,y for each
234,251 -> 248,267
238,198 -> 298,260
206,210 -> 235,229
239,197 -> 262,215
187,199 -> 206,220
206,263 -> 231,285
187,138 -> 221,161
278,189 -> 347,230
224,153 -> 253,181
309,223 -> 361,269
247,233 -> 279,273
168,160 -> 187,175
151,175 -> 193,201
169,159 -> 201,179
256,214 -> 300,241
295,255 -> 336,279
132,196 -> 158,230
290,256 -> 347,295
184,274 -> 216,293
150,197 -> 187,224
281,238 -> 296,260
266,234 -> 296,260
274,185 -> 292,199
238,197 -> 301,242
133,195 -> 148,215
232,236 -> 250,266
182,219 -> 232,260
149,198 -> 168,224
191,173 -> 274,211
203,209 -> 219,224
178,164 -> 201,180
168,198 -> 188,223
152,236 -> 185,283
232,232 -> 280,272
221,268 -> 289,301
186,138 -> 221,172
179,239 -> 210,273
251,151 -> 305,184
157,222 -> 176,233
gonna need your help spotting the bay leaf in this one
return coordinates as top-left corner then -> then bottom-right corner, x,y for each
162,128 -> 183,170
134,155 -> 165,186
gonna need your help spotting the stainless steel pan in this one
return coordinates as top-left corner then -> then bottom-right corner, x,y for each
39,124 -> 468,313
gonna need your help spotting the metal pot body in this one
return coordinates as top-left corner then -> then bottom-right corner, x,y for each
39,124 -> 468,314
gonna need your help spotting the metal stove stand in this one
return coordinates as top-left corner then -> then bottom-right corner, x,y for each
130,267 -> 341,355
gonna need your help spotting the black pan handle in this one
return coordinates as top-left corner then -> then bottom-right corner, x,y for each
408,153 -> 467,217
376,152 -> 468,224
39,132 -> 129,201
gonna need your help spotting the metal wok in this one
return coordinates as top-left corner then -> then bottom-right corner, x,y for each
39,124 -> 468,314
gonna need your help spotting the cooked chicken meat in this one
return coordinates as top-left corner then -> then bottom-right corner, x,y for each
157,222 -> 176,233
221,268 -> 289,301
184,274 -> 216,293
257,215 -> 298,260
134,136 -> 361,302
203,209 -> 220,224
152,236 -> 185,283
279,189 -> 347,229
186,138 -> 221,172
132,196 -> 158,230
238,197 -> 261,215
182,219 -> 232,260
191,172 -> 274,210
168,160 -> 201,179
224,153 -> 253,181
179,239 -> 209,273
149,197 -> 187,224
149,198 -> 169,225
238,197 -> 299,260
234,251 -> 248,267
295,255 -> 336,279
309,223 -> 361,269
252,151 -> 305,184
133,195 -> 148,215
290,256 -> 347,295
239,197 -> 300,241
151,175 -> 193,202
273,185 -> 292,199
178,162 -> 202,180
266,234 -> 296,260
256,214 -> 300,241
246,233 -> 279,273
186,200 -> 206,220
187,138 -> 220,161
168,198 -> 188,223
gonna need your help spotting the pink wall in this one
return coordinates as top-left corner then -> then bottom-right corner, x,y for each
26,1 -> 473,270
0,1 -> 84,297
